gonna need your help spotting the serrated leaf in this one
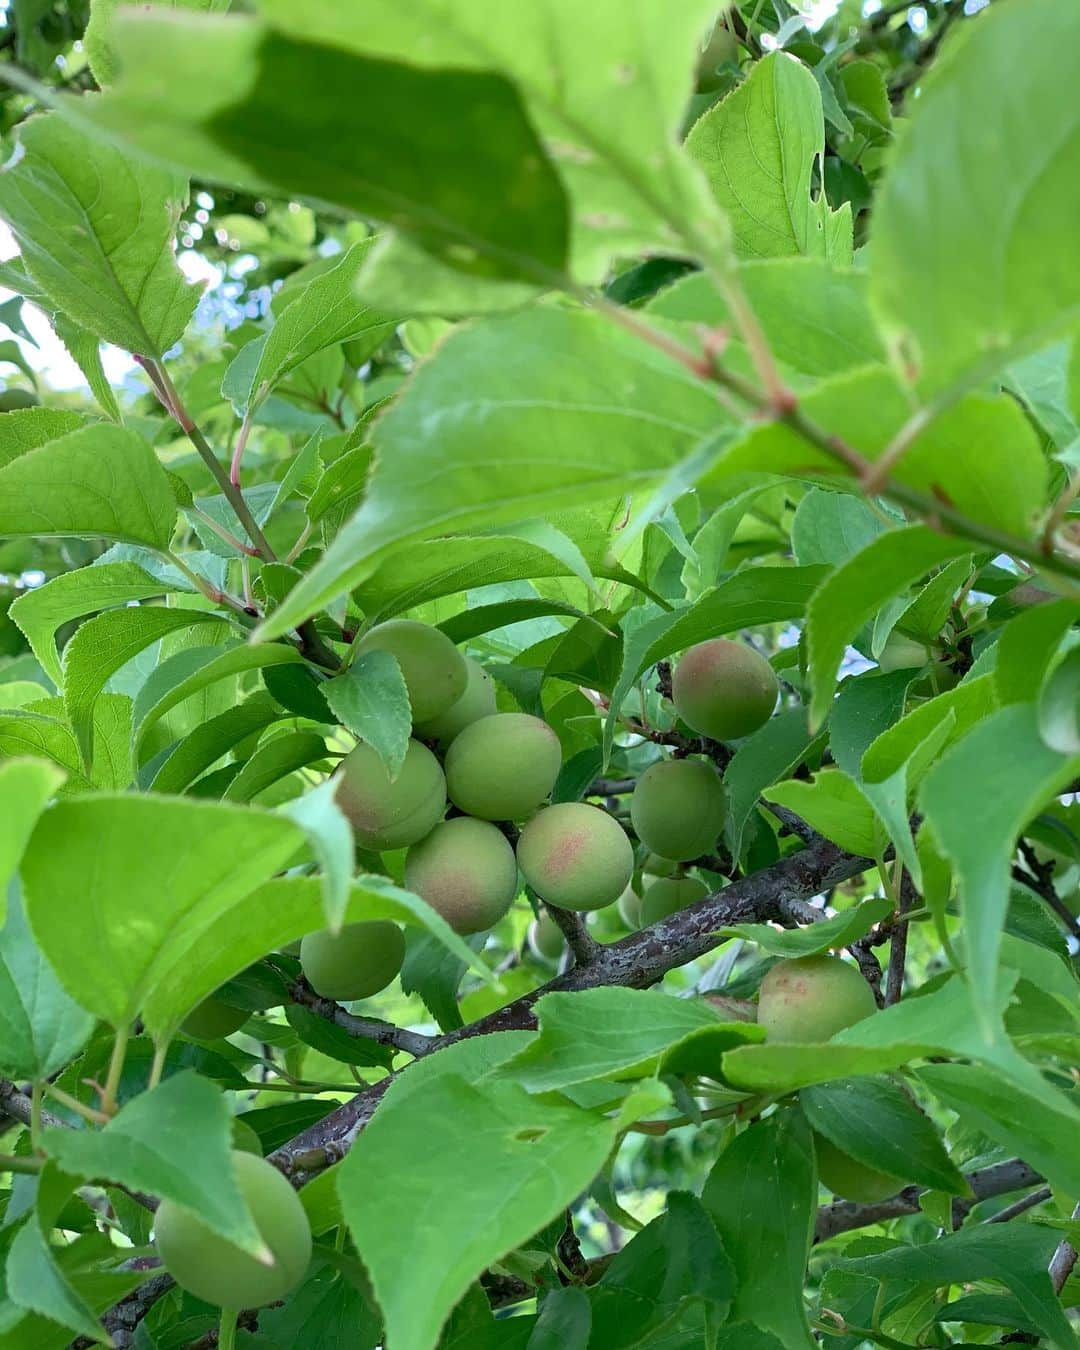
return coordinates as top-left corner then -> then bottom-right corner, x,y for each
806,525 -> 972,729
10,562 -> 175,687
765,769 -> 885,858
861,673 -> 997,784
280,776 -> 355,933
256,308 -> 729,639
995,598 -> 1080,705
0,424 -> 177,550
61,607 -> 230,768
687,51 -> 851,262
701,1110 -> 816,1350
716,897 -> 892,958
338,1074 -> 618,1350
870,0 -> 1080,397
802,1076 -> 967,1195
919,703 -> 1080,1041
724,708 -> 821,858
0,758 -> 65,922
222,729 -> 328,802
85,0 -> 231,87
323,650 -> 411,782
829,668 -> 915,780
43,1071 -> 266,1257
0,111 -> 198,357
0,407 -> 86,469
0,889 -> 94,1080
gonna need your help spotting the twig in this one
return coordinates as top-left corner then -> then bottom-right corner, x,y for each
983,1187 -> 1052,1223
543,903 -> 601,967
288,980 -> 437,1059
885,869 -> 916,1006
1049,1200 -> 1080,1294
588,777 -> 635,796
1013,842 -> 1080,939
0,1078 -> 66,1132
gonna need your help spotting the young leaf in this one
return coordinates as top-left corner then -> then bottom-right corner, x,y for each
687,52 -> 851,261
279,775 -> 355,933
715,897 -> 893,958
801,1076 -> 968,1195
222,729 -> 329,803
0,424 -> 178,550
0,112 -> 198,357
42,1071 -> 267,1256
764,768 -> 886,858
338,1074 -> 618,1350
701,1110 -> 817,1350
0,757 -> 65,921
723,708 -> 821,859
323,650 -> 411,782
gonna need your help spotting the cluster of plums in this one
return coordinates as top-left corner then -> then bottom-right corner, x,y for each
159,624 -> 889,1306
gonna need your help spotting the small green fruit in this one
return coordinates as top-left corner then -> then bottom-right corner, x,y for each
336,738 -> 446,850
445,713 -> 562,821
639,874 -> 708,926
814,1133 -> 904,1203
181,995 -> 248,1041
630,758 -> 725,861
527,911 -> 566,962
878,632 -> 930,672
616,884 -> 642,929
414,657 -> 496,747
300,922 -> 406,1001
154,1151 -> 312,1309
642,853 -> 680,878
354,619 -> 467,723
404,816 -> 518,935
757,955 -> 877,1043
672,638 -> 778,740
517,803 -> 634,912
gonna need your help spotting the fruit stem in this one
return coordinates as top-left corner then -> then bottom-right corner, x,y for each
147,1042 -> 168,1092
217,1307 -> 239,1350
101,1025 -> 130,1117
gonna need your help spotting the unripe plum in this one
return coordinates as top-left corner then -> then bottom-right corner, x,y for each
814,1133 -> 903,1203
639,874 -> 708,926
672,638 -> 778,740
617,884 -> 642,929
630,758 -> 725,861
757,954 -> 877,1042
414,657 -> 496,747
404,816 -> 518,935
878,632 -> 930,672
154,1151 -> 312,1309
300,921 -> 405,1001
336,738 -> 446,850
517,803 -> 634,912
527,910 -> 566,962
181,994 -> 248,1041
445,713 -> 561,821
642,853 -> 680,878
353,619 -> 467,723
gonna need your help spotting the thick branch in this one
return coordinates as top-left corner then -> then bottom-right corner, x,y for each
815,1158 -> 1044,1243
269,833 -> 868,1178
288,980 -> 437,1058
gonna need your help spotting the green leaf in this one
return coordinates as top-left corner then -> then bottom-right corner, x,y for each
806,524 -> 973,729
764,769 -> 886,858
648,260 -> 886,381
222,729 -> 329,803
62,607 -> 230,767
829,669 -> 916,780
131,641 -> 302,753
0,758 -> 65,921
530,1288 -> 590,1350
0,407 -> 86,470
256,308 -> 728,638
91,11 -> 571,284
0,889 -> 95,1080
995,598 -> 1080,705
0,424 -> 177,550
801,1077 -> 968,1195
147,693 -> 284,794
716,897 -> 892,958
792,489 -> 886,567
0,111 -> 198,357
10,562 -> 175,687
338,1074 -> 618,1350
6,1166 -> 105,1344
919,703 -> 1080,1040
838,1223 -> 1077,1350
701,1110 -> 817,1350
323,650 -> 411,782
497,988 -> 762,1094
285,1005 -> 393,1069
723,707 -> 820,858
20,794 -> 304,1030
280,776 -> 355,933
870,0 -> 1080,397
686,52 -> 851,262
239,240 -> 395,411
84,0 -> 231,87
42,1071 -> 267,1257
918,1062 -> 1080,1199
861,673 -> 997,784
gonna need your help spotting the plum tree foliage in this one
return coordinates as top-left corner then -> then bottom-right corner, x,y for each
0,1 -> 1077,1347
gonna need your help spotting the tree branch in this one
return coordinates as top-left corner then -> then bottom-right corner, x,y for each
543,902 -> 601,967
269,833 -> 870,1179
1049,1200 -> 1080,1295
288,980 -> 437,1059
884,869 -> 916,1005
815,1158 -> 1044,1242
